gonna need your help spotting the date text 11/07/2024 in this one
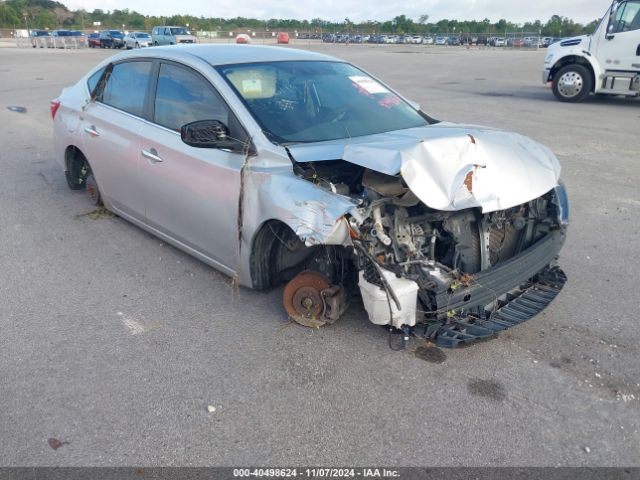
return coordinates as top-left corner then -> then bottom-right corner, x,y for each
232,468 -> 400,478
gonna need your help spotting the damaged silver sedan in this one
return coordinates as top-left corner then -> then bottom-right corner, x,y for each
52,45 -> 569,347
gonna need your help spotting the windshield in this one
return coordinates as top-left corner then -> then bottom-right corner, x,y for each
170,28 -> 189,35
135,33 -> 151,38
217,61 -> 428,144
109,30 -> 122,36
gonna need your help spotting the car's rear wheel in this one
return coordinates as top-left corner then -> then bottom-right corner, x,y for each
65,149 -> 90,190
553,64 -> 592,103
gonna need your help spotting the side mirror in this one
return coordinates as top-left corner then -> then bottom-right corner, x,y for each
181,119 -> 242,150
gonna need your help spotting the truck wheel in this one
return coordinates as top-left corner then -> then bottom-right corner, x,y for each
552,64 -> 592,102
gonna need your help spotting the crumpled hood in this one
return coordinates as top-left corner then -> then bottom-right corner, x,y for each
287,123 -> 561,213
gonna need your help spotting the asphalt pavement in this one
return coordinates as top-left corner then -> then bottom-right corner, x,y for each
0,43 -> 639,467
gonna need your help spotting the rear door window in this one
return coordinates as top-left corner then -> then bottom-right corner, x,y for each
97,61 -> 152,118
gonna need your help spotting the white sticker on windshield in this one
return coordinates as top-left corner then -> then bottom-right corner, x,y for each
349,76 -> 389,94
242,79 -> 262,95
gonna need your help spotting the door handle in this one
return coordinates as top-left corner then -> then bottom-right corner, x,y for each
84,125 -> 99,137
142,148 -> 163,164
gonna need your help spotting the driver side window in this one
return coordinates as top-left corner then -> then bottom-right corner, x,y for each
611,1 -> 640,33
153,63 -> 229,132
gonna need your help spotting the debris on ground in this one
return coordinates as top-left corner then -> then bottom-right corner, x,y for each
7,106 -> 27,113
76,207 -> 114,220
207,405 -> 216,413
47,438 -> 69,450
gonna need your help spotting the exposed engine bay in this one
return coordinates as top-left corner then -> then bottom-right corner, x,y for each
279,159 -> 568,348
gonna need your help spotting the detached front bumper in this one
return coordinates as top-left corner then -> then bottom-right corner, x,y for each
415,228 -> 567,347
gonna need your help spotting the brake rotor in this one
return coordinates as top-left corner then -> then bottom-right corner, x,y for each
283,271 -> 331,328
86,173 -> 101,206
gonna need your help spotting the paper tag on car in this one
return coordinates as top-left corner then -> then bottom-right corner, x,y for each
349,76 -> 389,94
242,79 -> 262,94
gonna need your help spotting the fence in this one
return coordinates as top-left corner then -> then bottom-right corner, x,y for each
0,28 -> 552,50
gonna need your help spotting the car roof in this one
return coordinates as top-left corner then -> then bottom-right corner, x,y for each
117,44 -> 340,66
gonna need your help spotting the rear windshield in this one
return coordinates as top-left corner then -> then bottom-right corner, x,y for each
135,33 -> 150,38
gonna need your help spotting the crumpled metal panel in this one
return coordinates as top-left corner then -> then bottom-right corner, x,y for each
242,167 -> 360,248
288,123 -> 561,213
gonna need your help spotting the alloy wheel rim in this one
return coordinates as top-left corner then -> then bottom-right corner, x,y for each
558,71 -> 584,98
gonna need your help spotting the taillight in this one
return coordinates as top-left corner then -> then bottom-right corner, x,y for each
50,99 -> 61,120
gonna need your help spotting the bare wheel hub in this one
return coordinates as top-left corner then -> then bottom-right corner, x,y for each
283,271 -> 331,328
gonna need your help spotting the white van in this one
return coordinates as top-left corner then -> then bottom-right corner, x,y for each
151,26 -> 196,46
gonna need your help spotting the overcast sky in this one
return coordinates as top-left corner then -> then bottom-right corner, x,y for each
63,0 -> 613,24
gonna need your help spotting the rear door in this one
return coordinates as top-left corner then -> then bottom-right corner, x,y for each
138,61 -> 246,268
80,60 -> 153,220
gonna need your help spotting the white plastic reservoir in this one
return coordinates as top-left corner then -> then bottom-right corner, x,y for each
358,270 -> 419,329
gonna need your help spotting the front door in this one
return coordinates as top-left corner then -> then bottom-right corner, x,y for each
139,62 -> 245,269
594,0 -> 640,71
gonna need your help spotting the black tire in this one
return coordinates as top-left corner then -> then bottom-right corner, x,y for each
65,152 -> 89,191
85,173 -> 102,206
552,64 -> 592,103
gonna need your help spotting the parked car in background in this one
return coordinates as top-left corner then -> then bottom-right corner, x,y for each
99,30 -> 125,49
87,32 -> 100,48
51,30 -> 79,48
539,37 -> 553,48
124,32 -> 152,49
510,38 -> 525,48
410,35 -> 423,44
30,30 -> 51,48
435,36 -> 448,45
52,44 -> 569,348
491,37 -> 505,47
151,26 -> 196,46
235,34 -> 251,44
69,30 -> 86,46
277,32 -> 290,44
423,35 -> 434,44
448,35 -> 461,45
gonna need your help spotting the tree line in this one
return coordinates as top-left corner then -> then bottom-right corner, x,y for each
0,0 -> 600,37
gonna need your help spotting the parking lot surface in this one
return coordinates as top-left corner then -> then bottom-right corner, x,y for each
1,44 -> 639,467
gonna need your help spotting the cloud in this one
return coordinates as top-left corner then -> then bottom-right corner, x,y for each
63,0 -> 612,24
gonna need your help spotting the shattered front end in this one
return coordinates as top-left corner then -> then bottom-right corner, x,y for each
350,176 -> 568,347
280,128 -> 569,348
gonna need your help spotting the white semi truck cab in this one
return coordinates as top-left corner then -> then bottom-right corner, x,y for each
543,0 -> 640,102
